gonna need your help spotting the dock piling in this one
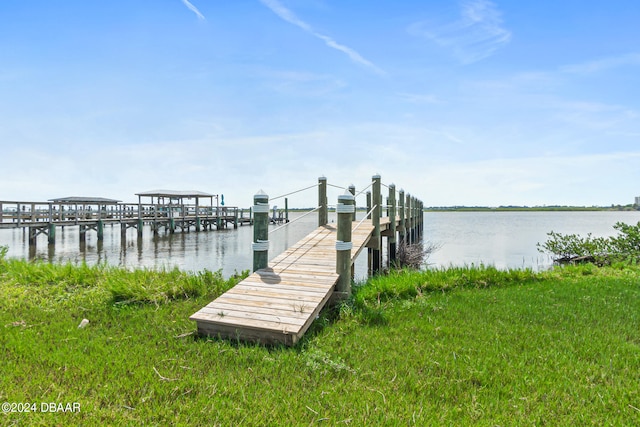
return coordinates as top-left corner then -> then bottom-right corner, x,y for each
371,174 -> 382,274
318,176 -> 327,227
252,191 -> 270,272
399,189 -> 406,245
97,220 -> 104,240
389,184 -> 397,266
335,192 -> 355,300
48,223 -> 56,245
348,185 -> 356,221
406,193 -> 412,245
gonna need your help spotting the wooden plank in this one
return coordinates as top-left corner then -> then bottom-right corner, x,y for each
213,293 -> 328,311
193,311 -> 300,334
196,306 -> 308,327
207,295 -> 322,312
202,300 -> 312,319
252,269 -> 339,282
241,276 -> 336,289
276,266 -> 337,274
231,284 -> 329,299
195,321 -> 297,346
224,287 -> 326,303
234,280 -> 332,295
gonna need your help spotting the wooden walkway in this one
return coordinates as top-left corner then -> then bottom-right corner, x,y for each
190,218 -> 387,345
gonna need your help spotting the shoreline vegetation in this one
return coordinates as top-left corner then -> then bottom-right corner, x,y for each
1,245 -> 639,425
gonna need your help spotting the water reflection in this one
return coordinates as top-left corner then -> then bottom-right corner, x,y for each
2,211 -> 640,276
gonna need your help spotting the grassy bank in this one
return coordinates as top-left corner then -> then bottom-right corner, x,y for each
1,254 -> 639,426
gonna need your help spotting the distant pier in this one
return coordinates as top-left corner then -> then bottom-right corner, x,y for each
0,190 -> 254,247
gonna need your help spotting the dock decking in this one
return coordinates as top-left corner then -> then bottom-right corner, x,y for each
190,218 -> 391,345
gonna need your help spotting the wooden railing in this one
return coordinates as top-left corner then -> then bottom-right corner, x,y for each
0,201 -> 241,225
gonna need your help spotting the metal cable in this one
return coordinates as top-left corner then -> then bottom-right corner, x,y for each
270,183 -> 319,201
327,183 -> 347,190
354,182 -> 373,197
353,204 -> 377,232
268,206 -> 321,234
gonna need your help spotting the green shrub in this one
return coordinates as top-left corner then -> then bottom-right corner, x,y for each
538,221 -> 640,265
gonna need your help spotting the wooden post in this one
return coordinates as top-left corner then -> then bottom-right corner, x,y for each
47,203 -> 56,245
335,192 -> 355,299
195,197 -> 201,232
366,191 -> 372,275
285,197 -> 289,223
417,200 -> 423,240
348,185 -> 356,221
415,197 -> 420,240
137,200 -> 145,237
234,207 -> 238,229
252,191 -> 269,272
404,193 -> 413,245
80,225 -> 87,243
399,189 -> 406,245
348,184 -> 356,280
421,200 -> 424,239
97,220 -> 104,240
48,224 -> 56,245
215,206 -> 221,230
389,184 -> 397,266
318,176 -> 328,227
371,174 -> 381,274
28,227 -> 36,246
413,199 -> 417,240
412,196 -> 418,243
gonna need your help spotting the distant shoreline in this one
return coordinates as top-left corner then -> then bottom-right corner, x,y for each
424,205 -> 640,212
286,205 -> 640,212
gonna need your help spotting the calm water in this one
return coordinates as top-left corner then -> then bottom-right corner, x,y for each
2,211 -> 640,277
425,211 -> 640,270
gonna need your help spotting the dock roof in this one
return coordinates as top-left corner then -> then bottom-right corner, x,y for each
48,196 -> 122,204
135,190 -> 215,198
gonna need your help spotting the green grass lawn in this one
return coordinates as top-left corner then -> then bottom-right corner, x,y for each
1,255 -> 639,426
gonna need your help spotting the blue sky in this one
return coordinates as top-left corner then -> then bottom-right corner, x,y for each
1,0 -> 639,207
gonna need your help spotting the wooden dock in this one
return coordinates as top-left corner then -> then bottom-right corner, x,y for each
0,197 -> 251,247
190,218 -> 391,345
190,175 -> 424,346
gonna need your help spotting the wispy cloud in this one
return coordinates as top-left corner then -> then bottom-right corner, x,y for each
181,0 -> 206,21
262,70 -> 347,96
409,0 -> 511,64
396,92 -> 440,104
258,0 -> 385,75
561,52 -> 640,74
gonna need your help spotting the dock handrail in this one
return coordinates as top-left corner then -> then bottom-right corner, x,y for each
268,206 -> 321,235
353,204 -> 377,232
252,174 -> 424,282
